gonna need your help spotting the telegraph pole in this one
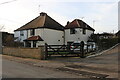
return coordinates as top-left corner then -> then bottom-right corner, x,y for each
38,5 -> 41,13
93,20 -> 96,28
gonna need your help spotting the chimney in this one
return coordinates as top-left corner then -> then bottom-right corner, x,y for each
67,21 -> 70,25
40,12 -> 47,16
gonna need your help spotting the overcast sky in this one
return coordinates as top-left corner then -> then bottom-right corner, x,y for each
0,0 -> 119,33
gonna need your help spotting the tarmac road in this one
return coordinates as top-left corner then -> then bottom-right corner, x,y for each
2,55 -> 85,78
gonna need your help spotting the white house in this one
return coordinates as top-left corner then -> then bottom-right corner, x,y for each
65,19 -> 95,45
14,12 -> 64,47
14,12 -> 95,47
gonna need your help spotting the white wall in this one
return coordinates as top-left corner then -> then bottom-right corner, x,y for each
14,30 -> 27,42
65,28 -> 93,44
34,28 -> 64,46
43,29 -> 64,45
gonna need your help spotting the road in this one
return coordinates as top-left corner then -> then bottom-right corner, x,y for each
1,55 -> 85,78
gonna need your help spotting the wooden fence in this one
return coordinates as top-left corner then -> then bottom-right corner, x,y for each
44,41 -> 96,59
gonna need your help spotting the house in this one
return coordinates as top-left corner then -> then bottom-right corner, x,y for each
65,19 -> 95,45
14,12 -> 95,47
14,12 -> 64,47
0,32 -> 14,54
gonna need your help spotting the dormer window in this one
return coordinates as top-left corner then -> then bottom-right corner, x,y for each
30,29 -> 35,36
70,28 -> 75,34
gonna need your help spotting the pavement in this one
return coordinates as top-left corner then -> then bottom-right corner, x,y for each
1,44 -> 120,79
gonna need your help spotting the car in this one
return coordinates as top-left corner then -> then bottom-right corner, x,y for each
87,42 -> 96,51
70,41 -> 96,53
70,41 -> 86,52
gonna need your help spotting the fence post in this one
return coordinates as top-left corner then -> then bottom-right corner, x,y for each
87,44 -> 89,53
44,43 -> 48,60
91,44 -> 93,51
67,44 -> 71,54
80,41 -> 85,58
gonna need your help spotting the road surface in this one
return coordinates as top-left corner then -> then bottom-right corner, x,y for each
1,55 -> 85,78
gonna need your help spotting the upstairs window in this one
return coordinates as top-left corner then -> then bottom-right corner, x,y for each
30,29 -> 35,36
83,28 -> 86,34
70,28 -> 75,34
20,31 -> 24,36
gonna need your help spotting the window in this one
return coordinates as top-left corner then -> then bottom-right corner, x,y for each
70,28 -> 75,34
30,29 -> 35,36
83,28 -> 86,34
20,31 -> 24,36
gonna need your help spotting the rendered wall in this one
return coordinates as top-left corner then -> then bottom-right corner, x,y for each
65,28 -> 93,44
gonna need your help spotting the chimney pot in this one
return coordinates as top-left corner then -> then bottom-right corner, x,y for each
40,12 -> 46,16
67,21 -> 70,25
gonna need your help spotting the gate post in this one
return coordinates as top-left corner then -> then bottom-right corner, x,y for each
44,43 -> 48,60
67,44 -> 71,54
87,44 -> 89,53
80,41 -> 85,58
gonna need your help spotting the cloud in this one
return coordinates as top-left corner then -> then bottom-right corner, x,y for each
0,0 -> 118,33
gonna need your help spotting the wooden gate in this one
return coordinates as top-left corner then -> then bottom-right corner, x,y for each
44,42 -> 96,59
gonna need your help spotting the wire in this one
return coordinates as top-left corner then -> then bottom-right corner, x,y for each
0,0 -> 17,5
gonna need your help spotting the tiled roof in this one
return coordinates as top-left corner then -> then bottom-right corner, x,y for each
15,12 -> 64,31
24,36 -> 44,41
65,19 -> 95,31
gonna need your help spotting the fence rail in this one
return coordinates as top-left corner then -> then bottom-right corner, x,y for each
44,42 -> 96,59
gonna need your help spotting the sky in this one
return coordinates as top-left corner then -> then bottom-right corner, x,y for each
0,0 -> 119,33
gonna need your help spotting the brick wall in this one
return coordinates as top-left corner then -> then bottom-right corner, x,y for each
3,46 -> 45,59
